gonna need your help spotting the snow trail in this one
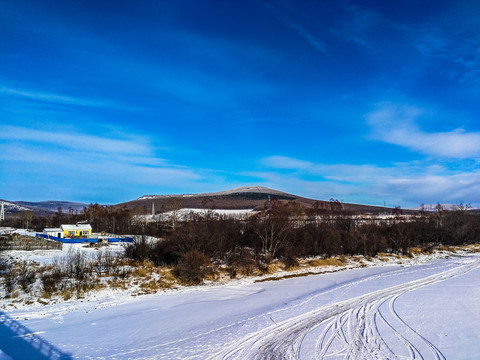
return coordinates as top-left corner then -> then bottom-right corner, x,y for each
211,257 -> 479,359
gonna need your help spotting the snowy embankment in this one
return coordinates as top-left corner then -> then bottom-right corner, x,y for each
0,248 -> 479,359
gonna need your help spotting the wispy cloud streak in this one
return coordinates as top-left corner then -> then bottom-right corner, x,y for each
0,86 -> 143,111
367,104 -> 480,158
287,23 -> 327,53
256,155 -> 480,207
0,125 -> 203,201
0,126 -> 151,156
259,0 -> 326,53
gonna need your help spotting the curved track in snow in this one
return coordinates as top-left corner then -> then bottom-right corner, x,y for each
211,257 -> 479,360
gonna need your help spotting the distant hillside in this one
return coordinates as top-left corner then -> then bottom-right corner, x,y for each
114,186 -> 394,214
0,200 -> 32,214
0,200 -> 88,216
2,186 -> 416,217
14,201 -> 88,213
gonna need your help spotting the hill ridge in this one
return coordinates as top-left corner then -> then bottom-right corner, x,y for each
137,186 -> 291,200
117,186 -> 395,214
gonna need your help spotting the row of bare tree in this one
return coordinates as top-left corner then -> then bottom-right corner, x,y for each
4,200 -> 479,267
125,200 -> 480,268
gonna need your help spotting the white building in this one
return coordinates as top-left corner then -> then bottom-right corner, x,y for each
43,228 -> 64,238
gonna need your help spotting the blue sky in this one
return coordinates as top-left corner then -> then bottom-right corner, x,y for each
1,0 -> 480,207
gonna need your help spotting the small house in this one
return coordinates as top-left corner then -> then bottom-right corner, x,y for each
61,223 -> 92,238
43,228 -> 63,238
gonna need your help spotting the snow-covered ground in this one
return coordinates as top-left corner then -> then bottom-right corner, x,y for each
1,248 -> 479,359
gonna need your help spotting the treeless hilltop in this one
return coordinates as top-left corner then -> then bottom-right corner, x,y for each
113,186 -> 394,214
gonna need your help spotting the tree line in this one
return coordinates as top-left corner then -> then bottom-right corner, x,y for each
124,200 -> 480,282
4,201 -> 480,259
2,199 -> 480,285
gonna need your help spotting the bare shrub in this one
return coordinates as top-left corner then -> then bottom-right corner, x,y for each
17,261 -> 36,291
2,265 -> 16,294
227,247 -> 257,276
151,239 -> 179,266
132,267 -> 148,277
125,235 -> 152,262
73,278 -> 103,295
93,248 -> 117,275
39,248 -> 95,297
0,261 -> 36,295
421,245 -> 435,254
407,247 -> 421,255
40,269 -> 63,294
173,250 -> 214,285
226,266 -> 237,279
69,249 -> 89,280
51,248 -> 90,281
282,247 -> 300,270
139,280 -> 160,294
264,262 -> 282,274
307,257 -> 346,267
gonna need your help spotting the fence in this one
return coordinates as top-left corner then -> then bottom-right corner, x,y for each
36,234 -> 133,244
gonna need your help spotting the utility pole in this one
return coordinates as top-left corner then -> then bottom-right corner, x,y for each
0,201 -> 4,222
152,202 -> 155,217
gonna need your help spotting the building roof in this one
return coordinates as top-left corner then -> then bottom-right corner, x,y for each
44,228 -> 62,232
61,224 -> 92,231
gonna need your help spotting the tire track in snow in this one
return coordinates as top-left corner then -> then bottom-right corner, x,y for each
210,257 -> 479,359
116,262 -> 454,359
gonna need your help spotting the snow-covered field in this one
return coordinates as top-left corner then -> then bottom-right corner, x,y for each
1,249 -> 479,359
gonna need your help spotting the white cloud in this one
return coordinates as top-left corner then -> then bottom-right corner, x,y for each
330,2 -> 385,47
367,104 -> 480,158
260,156 -> 397,184
255,155 -> 480,208
259,0 -> 326,53
0,125 -> 204,201
287,23 -> 327,53
1,86 -> 109,108
395,16 -> 480,86
0,126 -> 152,156
385,171 -> 480,205
260,156 -> 314,170
0,86 -> 145,111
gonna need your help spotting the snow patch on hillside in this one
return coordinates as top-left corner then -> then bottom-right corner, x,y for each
0,201 -> 30,213
412,203 -> 477,211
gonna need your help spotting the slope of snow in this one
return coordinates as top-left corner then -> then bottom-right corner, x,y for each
1,253 -> 479,359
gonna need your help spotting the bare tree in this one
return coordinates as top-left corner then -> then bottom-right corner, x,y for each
201,198 -> 216,220
19,210 -> 34,229
164,197 -> 182,230
254,201 -> 290,263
